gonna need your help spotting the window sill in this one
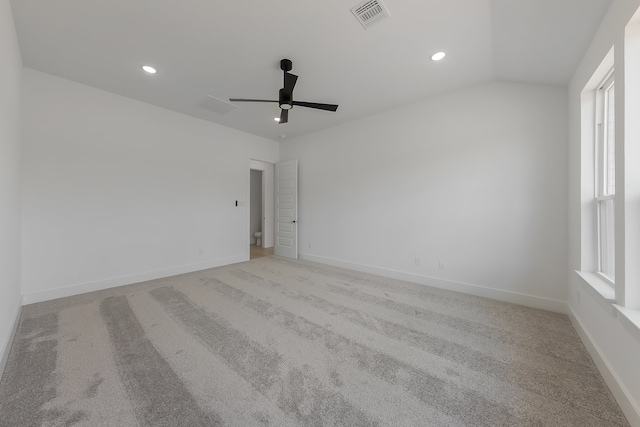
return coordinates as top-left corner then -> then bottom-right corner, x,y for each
575,270 -> 616,302
613,305 -> 640,339
575,271 -> 640,338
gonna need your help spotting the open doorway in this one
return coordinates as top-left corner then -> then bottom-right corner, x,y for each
249,160 -> 274,259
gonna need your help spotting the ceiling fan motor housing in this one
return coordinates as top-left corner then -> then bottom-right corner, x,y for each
279,88 -> 293,109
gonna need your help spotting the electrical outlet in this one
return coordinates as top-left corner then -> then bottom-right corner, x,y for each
438,260 -> 446,270
415,258 -> 421,266
198,248 -> 203,256
308,243 -> 312,249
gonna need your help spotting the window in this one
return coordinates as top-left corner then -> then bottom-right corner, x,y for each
596,71 -> 615,283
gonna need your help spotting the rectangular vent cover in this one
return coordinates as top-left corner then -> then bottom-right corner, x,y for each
351,0 -> 390,29
199,95 -> 239,115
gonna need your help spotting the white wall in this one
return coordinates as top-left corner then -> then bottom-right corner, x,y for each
568,0 -> 640,423
281,81 -> 568,310
21,68 -> 278,303
0,0 -> 23,368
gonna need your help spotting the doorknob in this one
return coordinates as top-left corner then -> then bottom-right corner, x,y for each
292,220 -> 296,223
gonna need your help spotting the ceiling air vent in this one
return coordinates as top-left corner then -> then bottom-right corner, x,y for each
351,0 -> 390,29
199,95 -> 239,115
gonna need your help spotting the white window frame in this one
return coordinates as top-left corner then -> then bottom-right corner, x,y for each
595,70 -> 615,285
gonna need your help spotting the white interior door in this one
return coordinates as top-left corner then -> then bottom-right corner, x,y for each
275,159 -> 298,258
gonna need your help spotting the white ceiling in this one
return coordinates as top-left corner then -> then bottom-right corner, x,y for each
10,0 -> 611,141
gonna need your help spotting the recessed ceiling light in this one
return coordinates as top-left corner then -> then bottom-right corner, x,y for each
430,51 -> 446,61
142,65 -> 157,74
274,117 -> 281,122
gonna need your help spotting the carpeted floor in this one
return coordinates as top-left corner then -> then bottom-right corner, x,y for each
0,256 -> 630,426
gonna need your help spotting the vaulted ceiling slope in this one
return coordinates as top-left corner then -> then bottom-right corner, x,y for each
11,0 -> 611,141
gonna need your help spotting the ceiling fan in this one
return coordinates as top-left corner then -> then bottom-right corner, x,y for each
229,59 -> 339,124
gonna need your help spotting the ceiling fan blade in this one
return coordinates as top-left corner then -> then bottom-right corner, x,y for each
229,98 -> 278,103
279,109 -> 289,124
292,101 -> 339,112
284,72 -> 298,94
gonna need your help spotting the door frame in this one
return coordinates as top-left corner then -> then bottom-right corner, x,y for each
249,168 -> 264,247
248,159 -> 274,253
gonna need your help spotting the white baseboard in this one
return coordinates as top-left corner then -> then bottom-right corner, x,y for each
568,308 -> 640,427
0,295 -> 23,379
298,253 -> 567,313
22,255 -> 247,305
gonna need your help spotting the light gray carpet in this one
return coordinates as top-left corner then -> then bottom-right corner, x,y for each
0,256 -> 630,426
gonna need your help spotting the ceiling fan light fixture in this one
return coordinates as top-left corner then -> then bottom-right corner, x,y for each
142,65 -> 157,74
280,103 -> 293,110
274,117 -> 281,122
430,51 -> 446,61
